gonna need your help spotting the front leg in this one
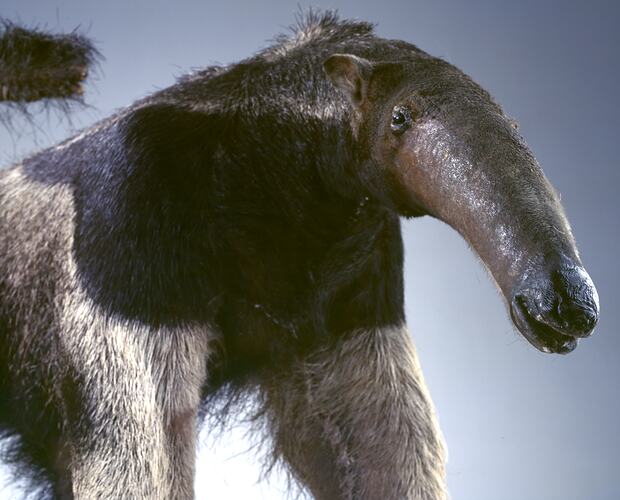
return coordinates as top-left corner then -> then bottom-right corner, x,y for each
260,325 -> 447,500
57,313 -> 209,499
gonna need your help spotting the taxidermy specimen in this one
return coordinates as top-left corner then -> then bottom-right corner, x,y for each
0,11 -> 599,500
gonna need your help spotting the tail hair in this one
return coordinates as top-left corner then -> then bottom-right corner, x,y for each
0,19 -> 99,103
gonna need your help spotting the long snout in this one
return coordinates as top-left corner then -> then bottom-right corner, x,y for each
510,259 -> 599,353
399,112 -> 600,354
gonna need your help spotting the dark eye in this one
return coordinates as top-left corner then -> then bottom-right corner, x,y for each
391,106 -> 412,134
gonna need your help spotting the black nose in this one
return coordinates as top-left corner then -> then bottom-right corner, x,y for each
549,265 -> 600,336
510,262 -> 599,354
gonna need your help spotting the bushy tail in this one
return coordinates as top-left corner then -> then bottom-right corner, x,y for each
0,19 -> 99,104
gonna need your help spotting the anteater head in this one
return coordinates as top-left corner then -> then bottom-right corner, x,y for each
324,53 -> 599,354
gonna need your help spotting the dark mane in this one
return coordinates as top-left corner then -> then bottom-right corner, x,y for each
265,9 -> 376,56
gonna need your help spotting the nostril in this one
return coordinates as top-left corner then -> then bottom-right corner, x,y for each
513,293 -> 535,320
552,264 -> 599,336
557,300 -> 598,336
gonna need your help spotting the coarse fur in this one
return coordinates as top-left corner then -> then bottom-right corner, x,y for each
0,9 -> 598,500
0,19 -> 100,134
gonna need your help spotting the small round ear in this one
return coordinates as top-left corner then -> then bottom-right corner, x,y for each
323,54 -> 373,107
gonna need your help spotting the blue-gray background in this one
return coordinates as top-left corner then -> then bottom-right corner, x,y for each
0,1 -> 618,499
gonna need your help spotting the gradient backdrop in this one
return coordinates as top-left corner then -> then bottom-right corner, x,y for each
0,1 -> 618,499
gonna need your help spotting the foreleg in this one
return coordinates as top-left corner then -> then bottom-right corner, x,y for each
260,325 -> 447,500
57,314 -> 209,499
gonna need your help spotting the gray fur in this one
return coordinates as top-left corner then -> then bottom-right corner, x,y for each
0,166 -> 211,498
259,325 -> 446,500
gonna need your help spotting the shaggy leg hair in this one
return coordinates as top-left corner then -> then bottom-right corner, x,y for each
259,325 -> 447,500
57,316 -> 210,499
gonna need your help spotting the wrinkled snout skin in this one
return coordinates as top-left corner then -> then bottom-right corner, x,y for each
368,58 -> 600,354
